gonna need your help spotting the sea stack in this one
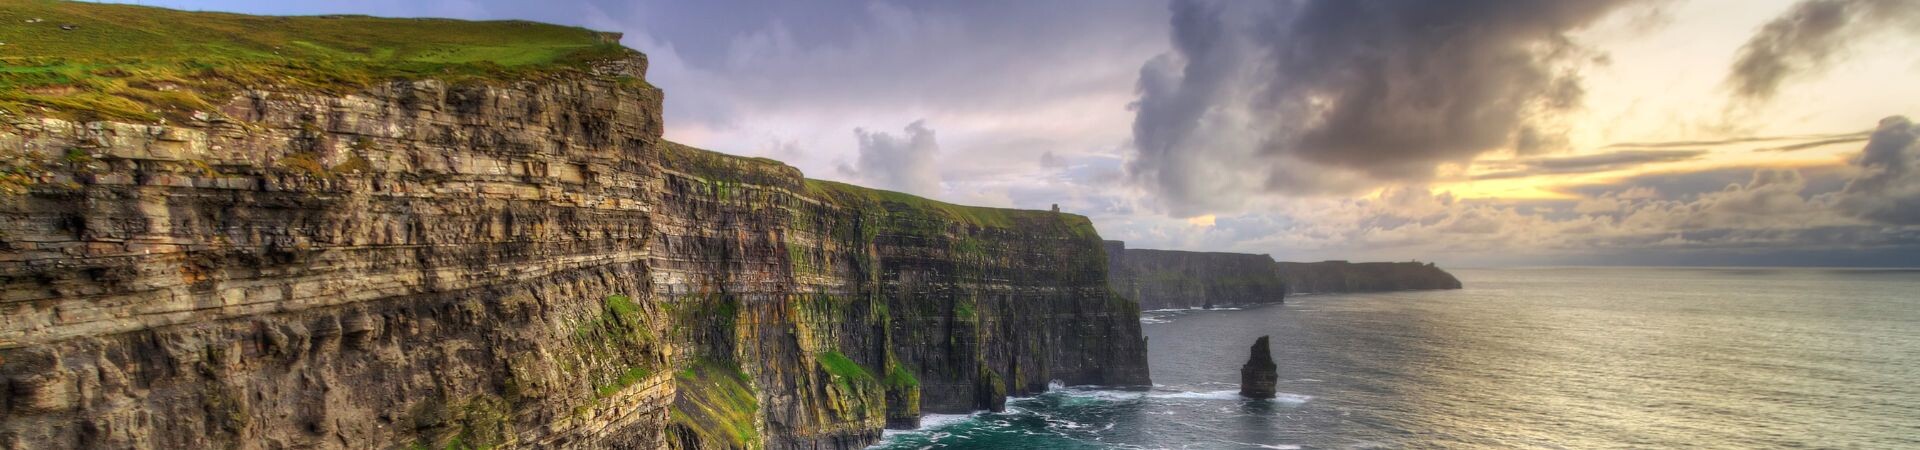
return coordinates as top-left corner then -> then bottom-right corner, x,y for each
1241,336 -> 1279,399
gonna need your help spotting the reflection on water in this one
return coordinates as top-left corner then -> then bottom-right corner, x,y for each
871,267 -> 1920,449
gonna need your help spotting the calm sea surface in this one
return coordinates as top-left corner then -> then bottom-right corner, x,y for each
869,267 -> 1920,449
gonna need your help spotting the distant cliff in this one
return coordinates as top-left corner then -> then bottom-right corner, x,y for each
1103,242 -> 1462,307
0,4 -> 1147,449
1104,241 -> 1288,310
1276,261 -> 1463,294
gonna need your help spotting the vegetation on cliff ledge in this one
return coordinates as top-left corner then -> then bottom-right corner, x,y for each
669,360 -> 762,450
569,295 -> 663,400
660,139 -> 1104,241
803,179 -> 1101,240
0,0 -> 635,121
817,350 -> 877,390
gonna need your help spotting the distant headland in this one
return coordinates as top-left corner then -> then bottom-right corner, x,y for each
1104,241 -> 1461,310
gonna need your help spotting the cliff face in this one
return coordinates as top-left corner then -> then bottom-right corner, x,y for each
1103,241 -> 1288,310
1275,261 -> 1463,294
1,70 -> 675,450
652,147 -> 1149,449
1103,242 -> 1462,306
0,16 -> 1147,450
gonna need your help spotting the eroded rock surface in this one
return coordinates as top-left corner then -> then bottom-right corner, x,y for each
0,48 -> 1147,450
1239,336 -> 1277,399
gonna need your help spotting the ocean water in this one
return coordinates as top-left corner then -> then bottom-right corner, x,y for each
868,267 -> 1920,449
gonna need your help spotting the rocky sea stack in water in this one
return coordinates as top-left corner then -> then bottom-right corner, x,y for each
1240,336 -> 1278,399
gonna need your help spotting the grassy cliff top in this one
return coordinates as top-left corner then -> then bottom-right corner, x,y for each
804,179 -> 1099,237
660,141 -> 804,188
0,0 -> 635,121
659,140 -> 1097,235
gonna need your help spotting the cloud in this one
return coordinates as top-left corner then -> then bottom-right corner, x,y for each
842,120 -> 942,196
127,0 -> 1920,266
1837,116 -> 1920,224
1753,134 -> 1871,152
1105,116 -> 1920,266
1474,149 -> 1706,180
1726,0 -> 1920,103
1603,131 -> 1869,149
1038,150 -> 1064,169
1127,0 -> 1648,216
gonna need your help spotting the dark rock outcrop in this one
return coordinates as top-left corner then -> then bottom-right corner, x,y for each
1104,241 -> 1288,310
1239,336 -> 1277,399
0,22 -> 1148,450
1102,242 -> 1460,308
1275,261 -> 1463,294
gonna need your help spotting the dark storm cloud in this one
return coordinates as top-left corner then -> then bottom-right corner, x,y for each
1474,149 -> 1706,180
1560,165 -> 1853,200
1838,116 -> 1920,224
1726,0 -> 1920,102
1129,0 -> 1647,214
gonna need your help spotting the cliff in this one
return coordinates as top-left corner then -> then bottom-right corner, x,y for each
1102,241 -> 1462,306
1103,241 -> 1288,310
1275,261 -> 1463,294
0,3 -> 1148,449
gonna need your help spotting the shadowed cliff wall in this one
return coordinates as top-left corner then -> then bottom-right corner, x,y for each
652,145 -> 1150,449
1102,242 -> 1464,307
0,24 -> 1146,450
1103,241 -> 1288,310
1275,261 -> 1463,294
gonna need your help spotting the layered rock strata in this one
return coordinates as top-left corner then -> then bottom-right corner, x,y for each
0,40 -> 1147,450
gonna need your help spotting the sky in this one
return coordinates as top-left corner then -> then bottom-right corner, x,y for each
132,0 -> 1920,267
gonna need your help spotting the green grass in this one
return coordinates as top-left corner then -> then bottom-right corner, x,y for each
816,350 -> 875,385
805,179 -> 1042,229
659,141 -> 800,185
570,294 -> 661,399
657,140 -> 1106,238
572,294 -> 648,342
595,366 -> 654,398
669,360 -> 761,449
883,362 -> 919,390
0,0 -> 636,121
953,297 -> 977,321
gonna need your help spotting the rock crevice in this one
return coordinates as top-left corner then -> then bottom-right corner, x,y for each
0,45 -> 1147,450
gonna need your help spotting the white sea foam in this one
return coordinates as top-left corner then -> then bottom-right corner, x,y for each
1041,384 -> 1316,406
1144,389 -> 1314,405
1147,389 -> 1241,400
873,411 -> 983,443
1052,387 -> 1149,402
918,413 -> 977,429
1272,393 -> 1313,404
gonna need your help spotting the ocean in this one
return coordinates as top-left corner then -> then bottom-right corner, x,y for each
868,267 -> 1920,449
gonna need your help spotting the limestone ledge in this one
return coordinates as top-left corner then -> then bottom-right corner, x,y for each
0,61 -> 1148,450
